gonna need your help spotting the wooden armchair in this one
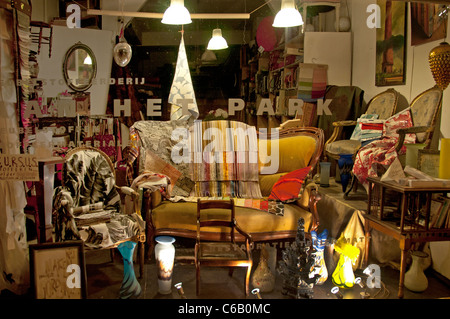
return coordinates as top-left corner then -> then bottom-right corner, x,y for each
324,88 -> 398,161
195,199 -> 253,296
323,88 -> 398,194
395,86 -> 443,158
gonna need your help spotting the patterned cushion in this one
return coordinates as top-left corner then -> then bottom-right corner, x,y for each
350,114 -> 379,141
269,166 -> 312,202
131,120 -> 194,197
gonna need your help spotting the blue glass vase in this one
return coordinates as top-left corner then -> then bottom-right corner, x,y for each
338,154 -> 353,193
118,241 -> 142,299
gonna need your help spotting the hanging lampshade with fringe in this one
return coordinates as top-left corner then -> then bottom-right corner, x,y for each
429,41 -> 450,90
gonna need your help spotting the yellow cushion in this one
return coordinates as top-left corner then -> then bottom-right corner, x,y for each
152,201 -> 311,236
258,135 -> 317,174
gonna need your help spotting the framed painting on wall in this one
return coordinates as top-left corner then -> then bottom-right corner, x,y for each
29,241 -> 87,299
376,0 -> 407,86
411,3 -> 448,46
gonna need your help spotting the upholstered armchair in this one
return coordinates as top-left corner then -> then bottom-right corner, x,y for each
325,88 -> 398,161
52,147 -> 145,298
394,86 -> 443,161
323,89 -> 398,193
351,86 -> 443,193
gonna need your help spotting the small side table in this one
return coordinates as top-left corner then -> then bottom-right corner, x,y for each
363,177 -> 450,298
35,157 -> 64,243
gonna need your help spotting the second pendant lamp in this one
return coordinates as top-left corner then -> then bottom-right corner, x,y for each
162,0 -> 192,25
273,0 -> 304,28
207,28 -> 228,50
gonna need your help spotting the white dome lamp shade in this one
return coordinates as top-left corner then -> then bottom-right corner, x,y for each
162,0 -> 192,25
207,28 -> 228,50
273,0 -> 303,28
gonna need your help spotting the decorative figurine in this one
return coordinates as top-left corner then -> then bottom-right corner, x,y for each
277,218 -> 320,299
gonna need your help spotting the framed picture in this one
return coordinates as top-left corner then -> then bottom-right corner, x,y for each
411,3 -> 448,46
376,0 -> 407,86
418,149 -> 440,178
29,240 -> 87,299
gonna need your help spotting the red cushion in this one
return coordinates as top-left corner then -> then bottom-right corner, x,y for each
269,166 -> 312,202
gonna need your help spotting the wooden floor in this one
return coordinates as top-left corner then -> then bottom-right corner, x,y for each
83,246 -> 450,300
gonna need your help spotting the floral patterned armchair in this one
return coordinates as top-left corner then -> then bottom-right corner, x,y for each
52,147 -> 146,296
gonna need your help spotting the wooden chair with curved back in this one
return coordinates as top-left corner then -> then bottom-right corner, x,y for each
324,88 -> 399,162
395,86 -> 443,157
323,88 -> 399,195
195,199 -> 253,296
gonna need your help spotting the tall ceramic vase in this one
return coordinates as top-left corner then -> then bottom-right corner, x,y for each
155,236 -> 176,295
338,154 -> 353,193
404,251 -> 429,292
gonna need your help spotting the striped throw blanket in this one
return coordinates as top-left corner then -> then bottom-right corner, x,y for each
189,120 -> 263,199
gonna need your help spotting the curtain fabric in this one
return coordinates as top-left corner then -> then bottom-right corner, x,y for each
0,7 -> 29,295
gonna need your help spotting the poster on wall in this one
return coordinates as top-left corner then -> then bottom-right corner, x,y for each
410,3 -> 448,46
0,154 -> 39,181
376,0 -> 407,86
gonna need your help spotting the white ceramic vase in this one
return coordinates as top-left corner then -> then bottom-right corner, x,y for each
155,236 -> 176,294
404,251 -> 429,292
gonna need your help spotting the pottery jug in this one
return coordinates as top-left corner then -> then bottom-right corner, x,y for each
404,251 -> 428,292
251,245 -> 275,292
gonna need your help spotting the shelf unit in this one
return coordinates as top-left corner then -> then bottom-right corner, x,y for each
239,2 -> 350,131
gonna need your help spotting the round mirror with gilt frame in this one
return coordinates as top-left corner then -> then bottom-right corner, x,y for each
62,42 -> 97,92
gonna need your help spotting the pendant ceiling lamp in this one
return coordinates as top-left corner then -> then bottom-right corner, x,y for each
207,28 -> 228,50
273,0 -> 303,28
162,0 -> 192,25
114,1 -> 132,67
114,19 -> 132,67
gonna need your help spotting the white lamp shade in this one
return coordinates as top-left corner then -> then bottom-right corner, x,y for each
273,0 -> 303,28
162,0 -> 192,25
83,55 -> 92,65
207,28 -> 228,50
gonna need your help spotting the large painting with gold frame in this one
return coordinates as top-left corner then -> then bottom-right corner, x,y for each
376,0 -> 407,86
